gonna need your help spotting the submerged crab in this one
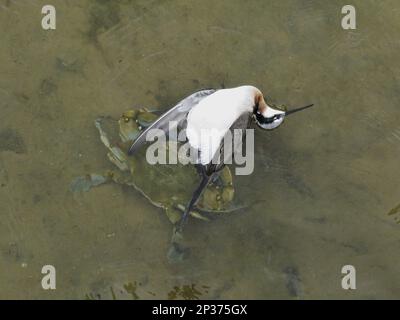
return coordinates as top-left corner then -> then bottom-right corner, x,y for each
71,108 -> 238,259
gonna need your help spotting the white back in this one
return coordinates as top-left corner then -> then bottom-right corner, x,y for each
186,85 -> 258,165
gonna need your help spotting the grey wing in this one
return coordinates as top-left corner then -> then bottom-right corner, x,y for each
128,88 -> 216,155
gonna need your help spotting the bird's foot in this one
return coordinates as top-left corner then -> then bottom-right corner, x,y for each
167,242 -> 189,263
171,226 -> 184,243
167,227 -> 189,263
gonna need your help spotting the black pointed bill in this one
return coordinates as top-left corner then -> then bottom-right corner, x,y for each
285,104 -> 314,116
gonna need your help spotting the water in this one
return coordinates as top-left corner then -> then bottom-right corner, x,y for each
1,0 -> 400,299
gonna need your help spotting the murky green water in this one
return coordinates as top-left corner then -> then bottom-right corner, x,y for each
1,0 -> 400,299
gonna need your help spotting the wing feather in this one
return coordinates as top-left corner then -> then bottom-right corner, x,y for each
128,89 -> 216,155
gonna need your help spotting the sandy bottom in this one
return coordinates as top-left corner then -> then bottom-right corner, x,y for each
0,0 -> 400,299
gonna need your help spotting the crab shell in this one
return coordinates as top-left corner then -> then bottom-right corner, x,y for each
95,109 -> 235,225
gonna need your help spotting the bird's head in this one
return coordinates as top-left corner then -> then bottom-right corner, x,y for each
253,92 -> 314,130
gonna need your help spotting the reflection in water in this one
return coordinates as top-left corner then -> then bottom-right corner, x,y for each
1,0 -> 400,299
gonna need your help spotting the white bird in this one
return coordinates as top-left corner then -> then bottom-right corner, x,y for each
128,85 -> 313,233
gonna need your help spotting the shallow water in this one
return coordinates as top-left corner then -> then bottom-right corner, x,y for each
1,0 -> 400,299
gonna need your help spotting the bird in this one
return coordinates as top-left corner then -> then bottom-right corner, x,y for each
128,85 -> 314,234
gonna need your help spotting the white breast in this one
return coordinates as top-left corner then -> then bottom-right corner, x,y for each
186,85 -> 257,165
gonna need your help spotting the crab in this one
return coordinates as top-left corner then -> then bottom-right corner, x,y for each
71,108 -> 239,261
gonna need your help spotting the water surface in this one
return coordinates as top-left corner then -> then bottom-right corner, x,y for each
1,0 -> 400,299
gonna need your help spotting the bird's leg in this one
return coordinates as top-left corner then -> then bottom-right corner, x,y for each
175,168 -> 214,235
